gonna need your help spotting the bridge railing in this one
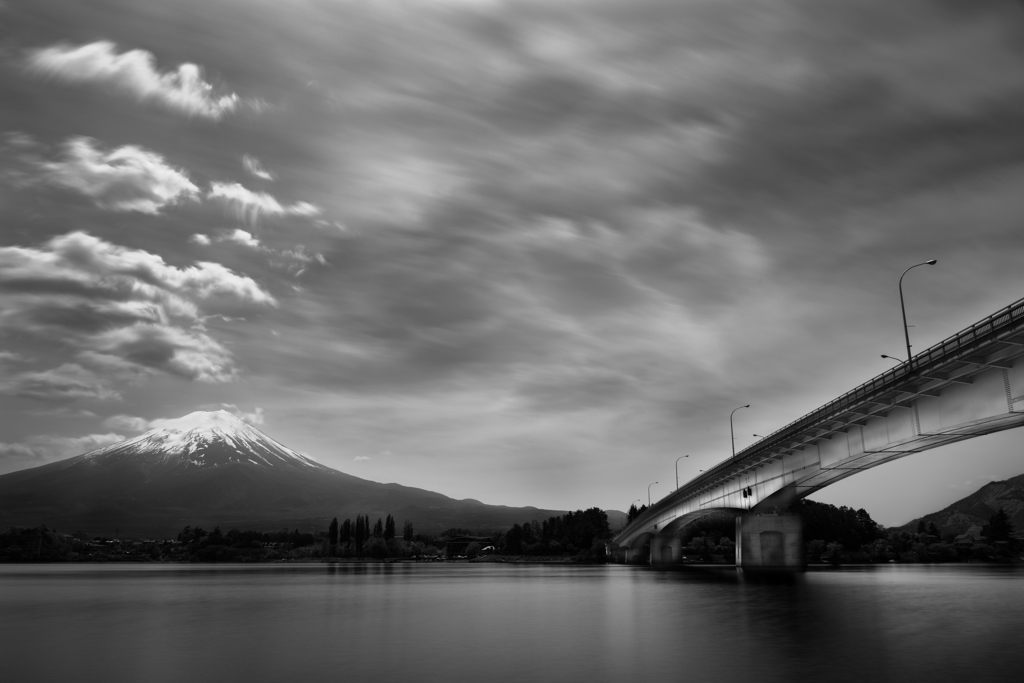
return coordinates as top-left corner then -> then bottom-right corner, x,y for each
741,296 -> 1024,463
623,296 -> 1024,537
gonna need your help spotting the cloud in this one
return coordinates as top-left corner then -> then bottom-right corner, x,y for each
221,404 -> 265,425
271,246 -> 327,277
208,182 -> 320,225
102,405 -> 264,432
0,432 -> 125,473
0,363 -> 121,402
102,414 -> 151,431
192,228 -> 326,280
353,455 -> 371,462
242,154 -> 274,180
0,232 -> 276,389
89,323 -> 236,382
26,40 -> 241,119
341,157 -> 463,226
219,229 -> 261,249
43,137 -> 199,213
208,229 -> 327,278
0,231 -> 276,306
0,131 -> 46,188
0,442 -> 34,461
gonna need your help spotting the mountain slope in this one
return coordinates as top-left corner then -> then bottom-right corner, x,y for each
0,411 -> 566,537
902,473 -> 1024,537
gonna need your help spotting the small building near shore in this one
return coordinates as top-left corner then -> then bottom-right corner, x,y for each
445,536 -> 493,556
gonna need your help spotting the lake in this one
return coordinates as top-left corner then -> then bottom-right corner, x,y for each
2,563 -> 1022,683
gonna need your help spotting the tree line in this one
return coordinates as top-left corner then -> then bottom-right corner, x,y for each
323,514 -> 416,558
494,508 -> 612,559
797,500 -> 1021,564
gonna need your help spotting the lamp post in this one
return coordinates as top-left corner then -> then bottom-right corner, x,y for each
648,481 -> 658,507
880,354 -> 903,364
730,405 -> 750,458
899,260 -> 937,370
675,455 -> 689,490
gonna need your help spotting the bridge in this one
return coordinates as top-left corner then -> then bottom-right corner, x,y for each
612,296 -> 1024,570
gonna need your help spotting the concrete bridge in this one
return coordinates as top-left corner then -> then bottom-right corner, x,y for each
612,297 -> 1024,570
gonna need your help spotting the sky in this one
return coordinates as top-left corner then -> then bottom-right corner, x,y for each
2,0 -> 1024,527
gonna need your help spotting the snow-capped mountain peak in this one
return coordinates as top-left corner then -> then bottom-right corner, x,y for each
149,409 -> 252,434
82,410 -> 327,471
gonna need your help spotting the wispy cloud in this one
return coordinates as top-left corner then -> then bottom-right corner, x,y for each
221,404 -> 265,425
0,363 -> 121,402
43,136 -> 199,213
103,404 -> 264,432
102,414 -> 152,432
191,229 -> 327,278
208,182 -> 320,225
26,40 -> 241,119
242,154 -> 274,181
0,432 -> 125,473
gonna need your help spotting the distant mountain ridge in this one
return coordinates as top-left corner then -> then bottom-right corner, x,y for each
0,411 -> 571,538
902,472 -> 1024,537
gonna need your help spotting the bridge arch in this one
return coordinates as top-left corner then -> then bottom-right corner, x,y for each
622,531 -> 655,564
647,509 -> 743,565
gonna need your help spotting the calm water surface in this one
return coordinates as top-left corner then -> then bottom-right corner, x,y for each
2,563 -> 1022,683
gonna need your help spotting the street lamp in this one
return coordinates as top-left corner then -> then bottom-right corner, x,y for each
730,405 -> 750,458
675,455 -> 689,490
880,354 -> 903,364
648,481 -> 658,507
899,260 -> 937,370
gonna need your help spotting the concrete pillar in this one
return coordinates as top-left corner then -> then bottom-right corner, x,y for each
651,537 -> 682,566
735,513 -> 804,571
624,547 -> 643,564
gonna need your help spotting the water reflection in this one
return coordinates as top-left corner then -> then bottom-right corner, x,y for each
1,564 -> 1022,683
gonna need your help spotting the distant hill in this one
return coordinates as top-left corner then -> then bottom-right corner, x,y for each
902,473 -> 1024,537
0,410 -> 569,538
605,509 -> 627,531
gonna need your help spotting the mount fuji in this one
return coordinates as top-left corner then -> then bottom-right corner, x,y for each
0,410 -> 566,537
77,410 -> 333,473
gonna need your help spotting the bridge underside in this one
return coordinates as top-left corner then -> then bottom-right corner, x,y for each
619,510 -> 804,570
614,298 -> 1024,568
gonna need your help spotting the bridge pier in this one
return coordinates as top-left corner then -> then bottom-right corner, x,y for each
624,547 -> 645,564
651,537 -> 682,566
735,513 -> 804,571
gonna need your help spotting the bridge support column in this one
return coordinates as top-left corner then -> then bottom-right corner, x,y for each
651,537 -> 682,566
735,513 -> 804,571
624,547 -> 644,564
